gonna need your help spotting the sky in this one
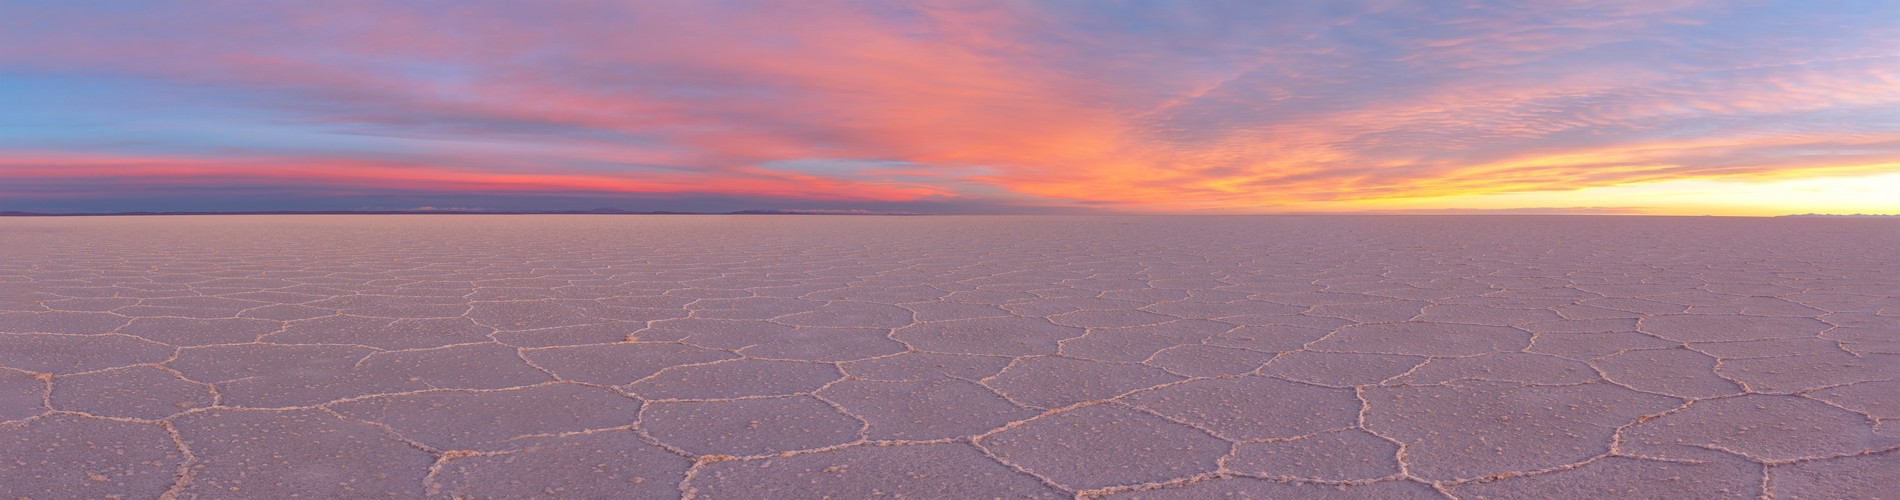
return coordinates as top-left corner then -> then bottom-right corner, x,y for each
2,1 -> 1898,215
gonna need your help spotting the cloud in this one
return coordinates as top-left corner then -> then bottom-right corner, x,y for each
0,153 -> 951,202
1,0 -> 1897,213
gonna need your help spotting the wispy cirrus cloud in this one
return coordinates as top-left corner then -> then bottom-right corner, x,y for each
1,1 -> 1896,214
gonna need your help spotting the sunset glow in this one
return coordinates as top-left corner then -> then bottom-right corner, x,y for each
3,1 -> 1897,214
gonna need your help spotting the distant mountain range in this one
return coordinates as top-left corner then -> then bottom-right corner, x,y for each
0,208 -> 925,217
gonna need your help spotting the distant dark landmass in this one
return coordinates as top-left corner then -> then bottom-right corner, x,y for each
1778,213 -> 1900,218
0,208 -> 926,217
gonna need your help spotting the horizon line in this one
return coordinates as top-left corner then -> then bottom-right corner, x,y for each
7,209 -> 1895,218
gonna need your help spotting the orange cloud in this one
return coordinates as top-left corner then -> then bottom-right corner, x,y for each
1,1 -> 1897,214
0,154 -> 948,202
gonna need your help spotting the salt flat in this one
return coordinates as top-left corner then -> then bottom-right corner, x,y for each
1,215 -> 1895,498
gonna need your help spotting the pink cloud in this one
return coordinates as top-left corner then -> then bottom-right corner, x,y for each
1,1 -> 1897,212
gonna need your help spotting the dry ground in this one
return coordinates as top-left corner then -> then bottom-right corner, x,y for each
2,215 -> 1895,498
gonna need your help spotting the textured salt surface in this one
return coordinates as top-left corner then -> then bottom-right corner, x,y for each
1,215 -> 1895,498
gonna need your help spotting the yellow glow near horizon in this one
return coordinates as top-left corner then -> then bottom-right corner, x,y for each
1302,170 -> 1900,216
